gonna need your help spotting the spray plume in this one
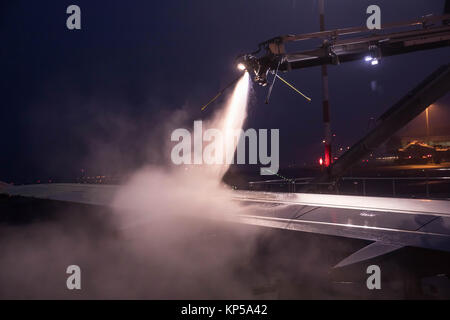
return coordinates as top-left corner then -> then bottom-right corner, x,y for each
0,71 -> 279,299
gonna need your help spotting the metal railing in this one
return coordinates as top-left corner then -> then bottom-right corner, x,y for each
248,176 -> 450,199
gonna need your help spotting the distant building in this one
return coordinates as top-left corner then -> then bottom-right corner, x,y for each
397,140 -> 450,164
399,135 -> 450,148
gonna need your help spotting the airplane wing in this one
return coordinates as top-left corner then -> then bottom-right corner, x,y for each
231,190 -> 450,266
2,183 -> 450,267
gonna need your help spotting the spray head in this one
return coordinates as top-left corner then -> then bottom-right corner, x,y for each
235,54 -> 272,86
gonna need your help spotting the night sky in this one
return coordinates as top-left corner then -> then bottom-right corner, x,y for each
1,0 -> 449,183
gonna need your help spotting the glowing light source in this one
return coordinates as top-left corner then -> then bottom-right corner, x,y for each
364,56 -> 373,62
319,158 -> 323,166
237,63 -> 246,71
371,59 -> 379,65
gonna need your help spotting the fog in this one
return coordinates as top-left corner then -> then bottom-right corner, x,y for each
0,72 -> 287,299
0,71 -> 374,299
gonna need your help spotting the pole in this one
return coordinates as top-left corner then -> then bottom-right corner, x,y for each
425,107 -> 430,144
319,0 -> 332,167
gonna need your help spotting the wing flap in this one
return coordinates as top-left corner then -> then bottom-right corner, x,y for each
334,242 -> 404,268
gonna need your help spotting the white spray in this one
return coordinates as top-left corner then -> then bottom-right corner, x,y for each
203,72 -> 250,179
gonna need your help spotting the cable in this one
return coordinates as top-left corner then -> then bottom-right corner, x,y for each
276,74 -> 312,102
201,73 -> 244,111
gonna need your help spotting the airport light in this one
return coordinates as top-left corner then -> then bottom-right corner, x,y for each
364,56 -> 379,65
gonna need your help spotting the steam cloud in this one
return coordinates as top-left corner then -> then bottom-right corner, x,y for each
0,73 -> 277,299
0,72 -> 366,298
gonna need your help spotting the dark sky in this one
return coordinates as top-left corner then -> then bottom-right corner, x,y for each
1,0 -> 449,183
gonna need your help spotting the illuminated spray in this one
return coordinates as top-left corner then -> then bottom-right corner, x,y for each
171,72 -> 279,178
0,74 -> 281,300
208,72 -> 250,178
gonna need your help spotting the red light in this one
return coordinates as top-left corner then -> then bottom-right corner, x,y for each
319,157 -> 323,166
324,144 -> 331,167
